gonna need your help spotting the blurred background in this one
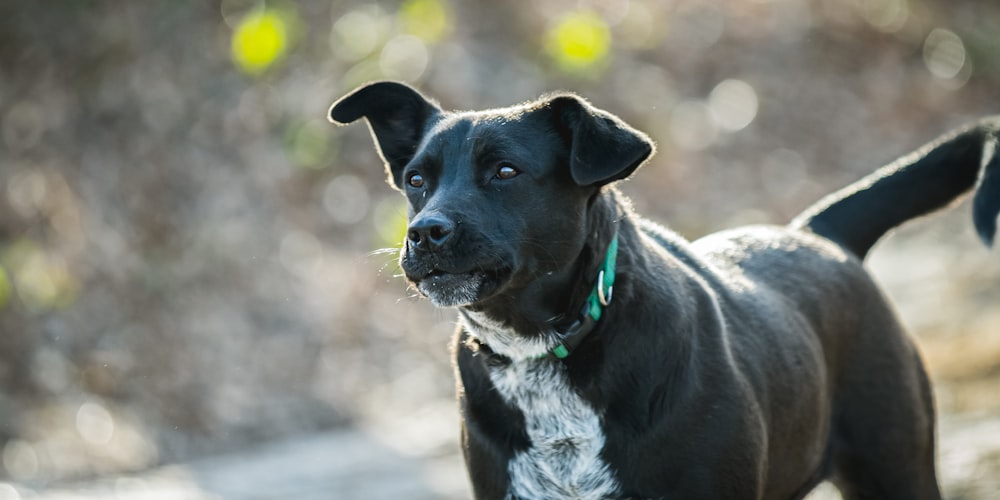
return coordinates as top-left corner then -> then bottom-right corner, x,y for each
0,0 -> 998,498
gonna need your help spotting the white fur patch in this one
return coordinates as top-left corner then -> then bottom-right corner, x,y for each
461,311 -> 621,499
418,273 -> 484,307
491,358 -> 621,500
459,310 -> 557,361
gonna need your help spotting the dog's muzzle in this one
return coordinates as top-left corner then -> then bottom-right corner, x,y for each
400,213 -> 510,307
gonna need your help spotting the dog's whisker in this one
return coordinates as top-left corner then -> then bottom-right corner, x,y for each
368,247 -> 401,257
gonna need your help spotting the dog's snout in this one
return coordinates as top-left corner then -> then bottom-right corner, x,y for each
407,214 -> 455,252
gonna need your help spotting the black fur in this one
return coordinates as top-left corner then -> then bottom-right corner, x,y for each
329,81 -> 442,189
330,81 -> 997,499
793,118 -> 1000,256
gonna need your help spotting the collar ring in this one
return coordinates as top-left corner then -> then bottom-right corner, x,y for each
597,270 -> 613,306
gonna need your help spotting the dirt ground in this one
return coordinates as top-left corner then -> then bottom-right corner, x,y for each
11,408 -> 999,499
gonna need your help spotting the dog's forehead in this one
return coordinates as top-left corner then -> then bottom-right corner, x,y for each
420,106 -> 556,162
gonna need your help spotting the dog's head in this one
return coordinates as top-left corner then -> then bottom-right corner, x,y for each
330,81 -> 653,309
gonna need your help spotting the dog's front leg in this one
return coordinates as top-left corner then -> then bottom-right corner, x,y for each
460,415 -> 515,499
455,340 -> 528,499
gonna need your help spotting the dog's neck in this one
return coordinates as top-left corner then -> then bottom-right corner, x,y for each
459,189 -> 628,361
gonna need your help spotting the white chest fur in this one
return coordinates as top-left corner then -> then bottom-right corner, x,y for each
488,357 -> 621,500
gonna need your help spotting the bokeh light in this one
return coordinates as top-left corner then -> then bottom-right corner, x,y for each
231,7 -> 298,75
4,239 -> 77,311
618,2 -> 657,50
924,29 -> 967,79
545,10 -> 611,73
76,402 -> 115,446
708,79 -> 759,132
924,28 -> 971,88
2,440 -> 38,482
330,6 -> 390,62
857,0 -> 909,33
399,0 -> 452,43
380,34 -> 429,81
0,482 -> 20,500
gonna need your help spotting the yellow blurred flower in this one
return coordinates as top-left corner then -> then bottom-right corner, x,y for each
231,8 -> 299,75
545,10 -> 612,73
400,0 -> 452,43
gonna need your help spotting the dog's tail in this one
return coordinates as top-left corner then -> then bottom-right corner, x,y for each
790,117 -> 1000,259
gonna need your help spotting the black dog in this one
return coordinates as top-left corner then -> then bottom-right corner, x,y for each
330,81 -> 1000,499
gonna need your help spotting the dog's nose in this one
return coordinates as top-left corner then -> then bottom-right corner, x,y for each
407,214 -> 455,252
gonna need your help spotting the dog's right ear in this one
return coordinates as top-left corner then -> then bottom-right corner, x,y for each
542,94 -> 655,187
329,81 -> 442,189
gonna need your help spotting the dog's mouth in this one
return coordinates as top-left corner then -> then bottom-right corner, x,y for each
410,266 -> 510,307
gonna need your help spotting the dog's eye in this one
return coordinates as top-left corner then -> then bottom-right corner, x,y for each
496,164 -> 520,180
407,172 -> 425,188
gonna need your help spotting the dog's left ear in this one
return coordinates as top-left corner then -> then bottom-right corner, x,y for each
545,94 -> 655,186
329,81 -> 442,189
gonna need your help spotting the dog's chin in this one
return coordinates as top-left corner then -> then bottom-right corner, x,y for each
414,270 -> 506,307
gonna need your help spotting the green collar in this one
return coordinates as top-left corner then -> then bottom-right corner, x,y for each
547,234 -> 619,359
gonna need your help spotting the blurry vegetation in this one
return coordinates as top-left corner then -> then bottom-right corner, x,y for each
545,10 -> 612,74
400,0 -> 453,43
0,0 -> 998,493
230,6 -> 298,75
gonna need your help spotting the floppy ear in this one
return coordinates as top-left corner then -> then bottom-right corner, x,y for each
545,94 -> 655,186
329,81 -> 442,188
